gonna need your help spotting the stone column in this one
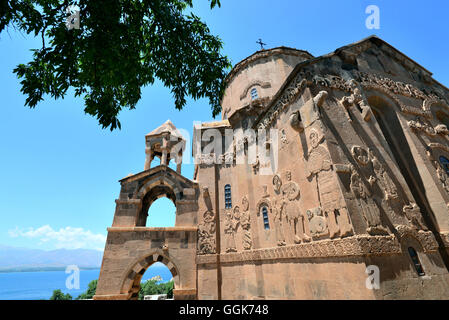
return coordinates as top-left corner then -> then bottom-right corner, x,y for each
161,137 -> 168,166
176,150 -> 183,174
144,149 -> 154,171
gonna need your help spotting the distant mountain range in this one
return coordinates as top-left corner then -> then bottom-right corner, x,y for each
0,245 -> 103,272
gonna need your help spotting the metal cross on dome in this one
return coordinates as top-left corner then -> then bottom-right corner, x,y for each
256,38 -> 266,50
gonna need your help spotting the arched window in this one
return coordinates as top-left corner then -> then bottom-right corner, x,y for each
262,206 -> 270,229
224,184 -> 232,209
408,247 -> 425,276
439,156 -> 449,175
250,88 -> 258,100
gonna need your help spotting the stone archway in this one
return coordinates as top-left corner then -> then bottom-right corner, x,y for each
121,251 -> 180,300
94,165 -> 199,300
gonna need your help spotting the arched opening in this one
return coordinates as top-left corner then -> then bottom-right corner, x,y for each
369,95 -> 432,223
369,93 -> 449,271
261,206 -> 270,230
137,185 -> 177,227
123,253 -> 180,300
139,262 -> 174,300
250,87 -> 259,100
435,110 -> 449,129
224,184 -> 232,209
146,197 -> 176,227
407,247 -> 425,276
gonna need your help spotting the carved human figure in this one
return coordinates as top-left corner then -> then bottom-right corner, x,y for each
402,203 -> 428,231
198,210 -> 216,255
272,198 -> 287,246
351,145 -> 370,166
369,149 -> 398,200
350,166 -> 388,235
273,174 -> 282,194
307,144 -> 353,238
224,209 -> 239,253
281,171 -> 307,243
240,196 -> 252,250
434,161 -> 449,194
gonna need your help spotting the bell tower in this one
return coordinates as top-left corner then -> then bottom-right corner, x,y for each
94,120 -> 199,300
144,119 -> 185,174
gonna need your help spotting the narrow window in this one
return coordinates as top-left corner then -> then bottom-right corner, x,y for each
408,247 -> 425,276
224,184 -> 232,209
262,206 -> 270,230
439,156 -> 449,175
250,88 -> 258,100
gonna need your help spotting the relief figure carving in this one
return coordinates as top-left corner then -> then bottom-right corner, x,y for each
224,208 -> 240,253
403,203 -> 428,231
272,198 -> 287,246
350,165 -> 388,235
198,210 -> 216,255
240,196 -> 252,250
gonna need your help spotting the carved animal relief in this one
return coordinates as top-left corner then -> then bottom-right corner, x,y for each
306,207 -> 329,239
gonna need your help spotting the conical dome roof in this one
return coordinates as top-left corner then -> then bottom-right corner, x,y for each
146,119 -> 184,139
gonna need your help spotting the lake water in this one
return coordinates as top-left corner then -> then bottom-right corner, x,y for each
0,264 -> 173,300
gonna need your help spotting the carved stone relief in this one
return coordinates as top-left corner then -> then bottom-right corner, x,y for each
306,207 -> 329,239
402,203 -> 428,231
279,171 -> 309,244
349,165 -> 388,235
240,196 -> 252,250
198,210 -> 216,255
272,174 -> 282,194
369,148 -> 399,200
272,198 -> 287,246
433,160 -> 449,195
280,129 -> 289,145
407,116 -> 438,136
224,208 -> 239,253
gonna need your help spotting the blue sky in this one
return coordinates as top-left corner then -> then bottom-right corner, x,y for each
0,0 -> 448,251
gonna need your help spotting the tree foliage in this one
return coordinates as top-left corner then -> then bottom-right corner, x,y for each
139,278 -> 174,300
1,0 -> 231,130
49,289 -> 73,300
76,279 -> 97,300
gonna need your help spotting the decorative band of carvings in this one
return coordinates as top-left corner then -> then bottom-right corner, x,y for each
440,232 -> 449,247
107,226 -> 198,232
255,68 -> 449,130
196,233 -> 438,264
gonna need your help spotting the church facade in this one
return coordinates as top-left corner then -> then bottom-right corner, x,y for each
94,36 -> 449,300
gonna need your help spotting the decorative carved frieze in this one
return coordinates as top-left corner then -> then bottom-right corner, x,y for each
256,75 -> 307,130
395,225 -> 437,251
408,116 -> 449,137
195,232 -> 438,264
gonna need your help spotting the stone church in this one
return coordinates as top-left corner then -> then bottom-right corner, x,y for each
94,36 -> 449,300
